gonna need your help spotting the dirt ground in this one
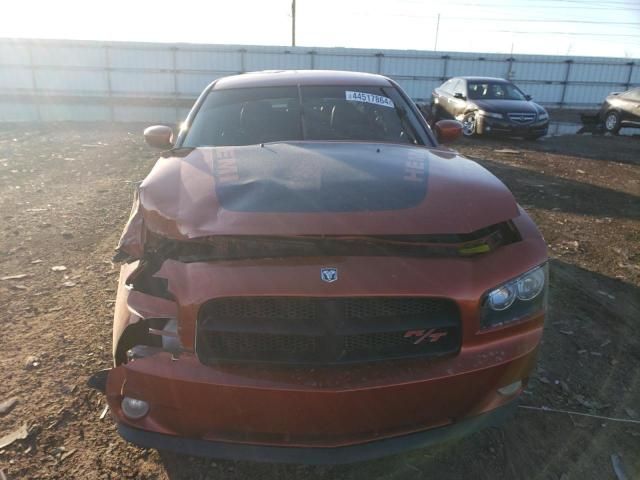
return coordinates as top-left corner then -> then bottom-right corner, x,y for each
0,124 -> 638,480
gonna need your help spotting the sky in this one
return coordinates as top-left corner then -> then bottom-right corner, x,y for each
3,0 -> 640,58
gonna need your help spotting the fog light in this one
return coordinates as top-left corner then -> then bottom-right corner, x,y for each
121,396 -> 149,419
497,380 -> 522,396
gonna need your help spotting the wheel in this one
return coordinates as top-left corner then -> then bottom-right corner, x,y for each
462,113 -> 477,137
604,111 -> 621,134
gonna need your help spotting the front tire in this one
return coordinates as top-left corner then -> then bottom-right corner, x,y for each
604,111 -> 621,134
462,113 -> 477,137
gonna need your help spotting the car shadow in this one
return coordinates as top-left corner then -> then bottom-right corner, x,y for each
459,133 -> 640,167
471,158 -> 639,221
157,427 -> 515,480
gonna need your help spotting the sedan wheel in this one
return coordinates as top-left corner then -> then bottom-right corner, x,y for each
462,113 -> 477,136
604,111 -> 621,134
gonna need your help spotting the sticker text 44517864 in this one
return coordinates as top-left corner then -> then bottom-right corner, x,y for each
345,91 -> 395,108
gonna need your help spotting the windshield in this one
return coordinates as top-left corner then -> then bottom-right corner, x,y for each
183,85 -> 427,147
467,82 -> 527,101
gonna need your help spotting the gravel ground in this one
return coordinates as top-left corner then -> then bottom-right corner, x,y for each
0,124 -> 638,479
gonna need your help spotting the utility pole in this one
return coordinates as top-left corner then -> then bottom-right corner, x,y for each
291,0 -> 296,47
434,13 -> 440,51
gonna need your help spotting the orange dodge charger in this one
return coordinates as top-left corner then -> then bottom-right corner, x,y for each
90,70 -> 548,464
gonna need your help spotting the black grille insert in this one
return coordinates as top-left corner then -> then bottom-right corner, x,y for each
507,112 -> 536,124
197,297 -> 461,365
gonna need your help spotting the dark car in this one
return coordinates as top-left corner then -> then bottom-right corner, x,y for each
431,77 -> 549,139
598,87 -> 640,134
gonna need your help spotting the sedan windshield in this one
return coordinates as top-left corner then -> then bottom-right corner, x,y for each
467,82 -> 527,101
183,85 -> 427,147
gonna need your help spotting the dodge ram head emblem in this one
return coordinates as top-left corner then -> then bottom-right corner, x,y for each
320,267 -> 338,283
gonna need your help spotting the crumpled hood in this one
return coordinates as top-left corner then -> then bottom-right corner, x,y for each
131,142 -> 519,241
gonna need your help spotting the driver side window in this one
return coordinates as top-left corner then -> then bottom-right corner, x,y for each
491,84 -> 506,98
451,80 -> 464,97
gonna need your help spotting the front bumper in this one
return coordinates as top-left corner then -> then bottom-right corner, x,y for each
117,399 -> 518,464
477,116 -> 549,137
105,321 -> 540,462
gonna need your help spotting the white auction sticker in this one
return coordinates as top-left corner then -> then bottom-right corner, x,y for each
345,91 -> 395,108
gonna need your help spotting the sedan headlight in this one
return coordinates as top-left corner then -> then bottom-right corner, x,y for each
481,264 -> 548,330
478,110 -> 504,119
537,112 -> 549,121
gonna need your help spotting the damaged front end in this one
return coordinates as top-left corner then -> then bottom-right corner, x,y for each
88,189 -> 181,393
89,184 -> 527,384
87,140 -> 546,462
97,184 -> 524,369
91,171 -> 526,376
88,257 -> 181,394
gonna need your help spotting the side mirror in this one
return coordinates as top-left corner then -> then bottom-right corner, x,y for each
144,125 -> 174,149
525,94 -> 532,101
453,92 -> 466,100
434,120 -> 463,144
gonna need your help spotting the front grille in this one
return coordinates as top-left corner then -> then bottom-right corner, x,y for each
208,331 -> 320,354
197,297 -> 461,365
507,112 -> 536,124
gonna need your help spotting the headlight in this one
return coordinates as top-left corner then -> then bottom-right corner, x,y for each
481,264 -> 548,330
516,267 -> 545,300
537,112 -> 549,121
488,284 -> 516,311
478,110 -> 503,119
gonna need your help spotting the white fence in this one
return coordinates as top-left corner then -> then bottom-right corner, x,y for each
0,38 -> 637,123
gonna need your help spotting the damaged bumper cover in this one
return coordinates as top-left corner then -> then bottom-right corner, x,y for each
116,400 -> 518,464
106,330 -> 537,462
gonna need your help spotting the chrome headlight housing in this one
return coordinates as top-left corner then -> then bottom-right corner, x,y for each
478,110 -> 504,119
537,112 -> 549,121
481,263 -> 548,330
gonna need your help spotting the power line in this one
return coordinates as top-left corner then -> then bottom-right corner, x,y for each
382,12 -> 640,26
431,1 -> 640,11
301,0 -> 640,54
400,0 -> 639,5
463,18 -> 640,26
499,0 -> 639,6
494,30 -> 640,38
434,0 -> 640,6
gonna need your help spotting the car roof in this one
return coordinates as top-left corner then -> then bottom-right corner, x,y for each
212,70 -> 393,90
453,76 -> 510,83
